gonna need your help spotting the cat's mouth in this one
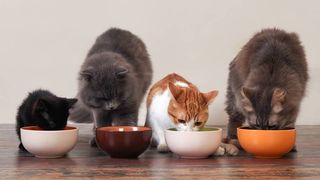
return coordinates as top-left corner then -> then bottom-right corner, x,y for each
105,104 -> 120,110
47,120 -> 56,128
87,102 -> 122,110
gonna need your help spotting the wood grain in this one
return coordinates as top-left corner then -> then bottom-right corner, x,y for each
1,124 -> 320,179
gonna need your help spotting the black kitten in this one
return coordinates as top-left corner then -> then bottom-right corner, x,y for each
16,89 -> 77,151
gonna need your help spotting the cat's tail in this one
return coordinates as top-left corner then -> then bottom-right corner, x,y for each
68,99 -> 93,123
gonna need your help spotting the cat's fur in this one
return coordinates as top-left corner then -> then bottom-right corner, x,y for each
146,73 -> 218,152
16,89 -> 77,151
225,28 -> 308,155
69,28 -> 152,146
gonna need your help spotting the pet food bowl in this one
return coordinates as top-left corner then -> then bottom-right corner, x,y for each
21,126 -> 78,158
96,126 -> 152,158
237,127 -> 296,158
165,127 -> 222,159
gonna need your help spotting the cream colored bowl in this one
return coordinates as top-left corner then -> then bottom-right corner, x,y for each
165,127 -> 222,159
21,126 -> 78,158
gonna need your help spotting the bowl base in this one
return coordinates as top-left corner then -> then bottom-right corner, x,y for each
109,155 -> 139,159
35,155 -> 65,158
179,156 -> 209,159
254,155 -> 282,159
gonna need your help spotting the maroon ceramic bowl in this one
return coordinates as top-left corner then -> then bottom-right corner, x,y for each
96,126 -> 152,158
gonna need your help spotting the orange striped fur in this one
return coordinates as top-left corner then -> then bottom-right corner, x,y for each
147,73 -> 218,128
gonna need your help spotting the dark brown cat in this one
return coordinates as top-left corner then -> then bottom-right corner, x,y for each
224,28 -> 308,155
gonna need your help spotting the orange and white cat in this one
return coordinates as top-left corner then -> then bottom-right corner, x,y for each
145,73 -> 219,152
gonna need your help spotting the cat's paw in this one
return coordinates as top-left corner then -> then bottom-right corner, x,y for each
150,137 -> 158,147
89,137 -> 97,147
290,145 -> 297,152
214,146 -> 226,156
224,143 -> 239,156
157,144 -> 170,153
19,143 -> 27,152
228,138 -> 241,149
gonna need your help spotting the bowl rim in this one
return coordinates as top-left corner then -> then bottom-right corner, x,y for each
21,126 -> 78,132
165,127 -> 222,134
96,126 -> 152,132
237,127 -> 296,132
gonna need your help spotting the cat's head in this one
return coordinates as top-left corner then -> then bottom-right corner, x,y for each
33,97 -> 77,130
241,86 -> 291,129
79,52 -> 132,110
167,82 -> 218,131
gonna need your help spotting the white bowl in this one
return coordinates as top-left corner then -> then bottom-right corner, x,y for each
21,126 -> 78,158
165,127 -> 222,159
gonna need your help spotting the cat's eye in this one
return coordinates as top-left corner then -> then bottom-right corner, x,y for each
96,97 -> 110,101
194,122 -> 202,126
96,98 -> 104,102
178,119 -> 186,124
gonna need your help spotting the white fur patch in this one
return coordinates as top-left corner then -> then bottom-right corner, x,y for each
147,89 -> 174,145
174,81 -> 189,88
176,119 -> 199,131
243,121 -> 249,127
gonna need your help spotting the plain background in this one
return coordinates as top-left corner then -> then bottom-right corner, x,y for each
0,0 -> 319,125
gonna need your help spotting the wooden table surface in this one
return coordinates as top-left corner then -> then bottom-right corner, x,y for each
1,124 -> 320,179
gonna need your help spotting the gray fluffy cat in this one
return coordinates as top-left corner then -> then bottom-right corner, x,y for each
224,28 -> 308,155
69,28 -> 152,146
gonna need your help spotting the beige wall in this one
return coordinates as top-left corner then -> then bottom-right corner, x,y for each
0,0 -> 319,125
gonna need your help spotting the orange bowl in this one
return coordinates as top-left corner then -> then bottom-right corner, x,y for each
237,127 -> 296,158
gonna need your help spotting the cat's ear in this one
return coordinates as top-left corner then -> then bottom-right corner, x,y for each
116,67 -> 128,79
80,69 -> 93,82
168,82 -> 183,101
241,87 -> 255,112
34,98 -> 48,113
241,86 -> 255,100
34,99 -> 51,121
65,98 -> 78,109
272,88 -> 286,113
202,90 -> 218,105
272,88 -> 286,102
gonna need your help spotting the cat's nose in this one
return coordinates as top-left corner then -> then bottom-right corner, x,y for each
105,103 -> 116,110
105,105 -> 113,110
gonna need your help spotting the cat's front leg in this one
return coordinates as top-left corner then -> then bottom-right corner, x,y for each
111,110 -> 138,126
19,143 -> 28,152
92,109 -> 112,128
156,131 -> 170,153
223,120 -> 243,156
90,109 -> 112,147
214,146 -> 226,156
225,107 -> 245,155
213,143 -> 240,156
89,125 -> 97,147
290,145 -> 297,152
214,141 -> 239,156
146,113 -> 170,153
152,122 -> 169,153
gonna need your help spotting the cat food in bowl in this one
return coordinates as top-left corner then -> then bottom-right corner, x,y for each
237,127 -> 296,158
21,126 -> 78,158
165,127 -> 222,159
96,126 -> 152,158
